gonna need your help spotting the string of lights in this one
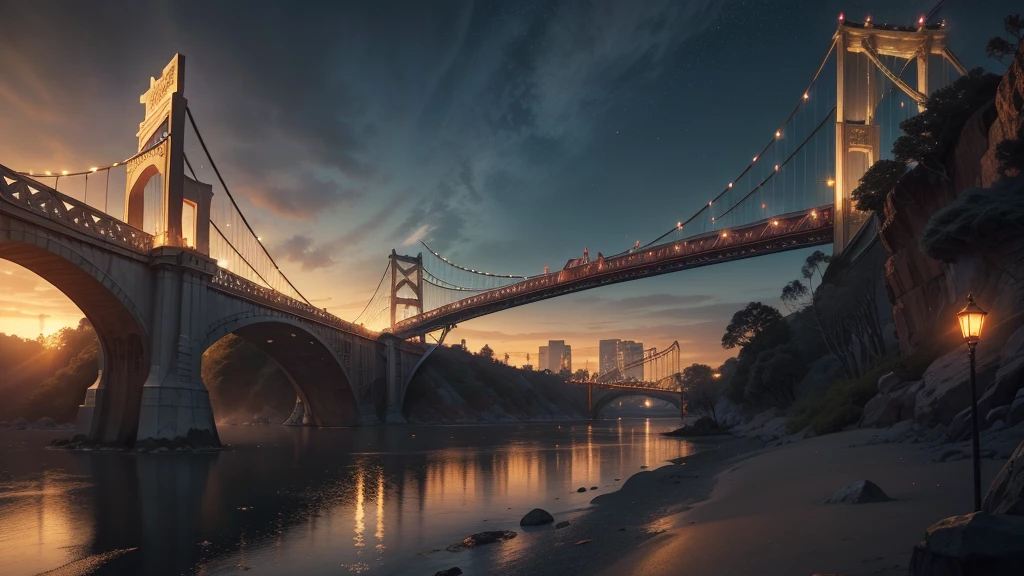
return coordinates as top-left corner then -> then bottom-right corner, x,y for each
421,241 -> 525,279
713,108 -> 836,224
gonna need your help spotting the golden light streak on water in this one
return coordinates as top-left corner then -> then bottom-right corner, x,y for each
375,471 -> 385,554
354,468 -> 365,551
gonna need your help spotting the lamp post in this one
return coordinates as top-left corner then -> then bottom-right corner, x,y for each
956,293 -> 988,512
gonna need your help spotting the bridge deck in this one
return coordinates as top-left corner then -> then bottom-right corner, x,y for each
393,204 -> 833,337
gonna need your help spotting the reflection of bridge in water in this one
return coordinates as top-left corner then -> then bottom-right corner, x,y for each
568,341 -> 685,419
0,18 -> 967,444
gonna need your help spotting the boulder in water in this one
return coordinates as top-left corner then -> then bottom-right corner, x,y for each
661,416 -> 727,437
446,531 -> 516,552
519,508 -> 554,526
824,480 -> 891,504
434,569 -> 463,576
10,417 -> 29,430
576,487 -> 587,493
555,521 -> 570,529
31,417 -> 57,430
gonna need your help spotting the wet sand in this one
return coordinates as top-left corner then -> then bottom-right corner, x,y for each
600,428 -> 1013,576
490,427 -> 1018,576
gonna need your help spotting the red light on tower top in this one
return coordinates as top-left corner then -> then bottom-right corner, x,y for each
918,15 -> 926,26
838,12 -> 844,23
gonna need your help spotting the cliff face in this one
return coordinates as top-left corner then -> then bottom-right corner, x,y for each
403,346 -> 590,422
881,46 -> 1024,362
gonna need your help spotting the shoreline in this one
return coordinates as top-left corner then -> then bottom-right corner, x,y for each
485,422 -> 1023,576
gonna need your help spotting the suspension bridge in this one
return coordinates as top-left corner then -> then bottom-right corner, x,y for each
0,16 -> 967,444
568,341 -> 685,419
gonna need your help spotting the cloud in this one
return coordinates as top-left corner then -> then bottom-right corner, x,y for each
274,235 -> 337,271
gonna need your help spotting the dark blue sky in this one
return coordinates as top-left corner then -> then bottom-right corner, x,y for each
0,0 -> 1017,365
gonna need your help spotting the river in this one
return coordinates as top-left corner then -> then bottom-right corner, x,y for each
0,419 -> 699,575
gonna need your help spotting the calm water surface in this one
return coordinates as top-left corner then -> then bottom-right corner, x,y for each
0,419 -> 696,575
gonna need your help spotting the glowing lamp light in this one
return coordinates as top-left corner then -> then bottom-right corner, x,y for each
826,178 -> 836,187
774,164 -> 779,172
957,294 -> 987,344
112,162 -> 118,167
803,92 -> 809,100
919,15 -> 926,26
28,170 -> 33,175
838,12 -> 845,22
762,202 -> 767,209
721,231 -> 728,237
677,222 -> 682,228
90,167 -> 97,172
45,170 -> 51,176
712,372 -> 721,379
728,182 -> 733,188
708,200 -> 713,206
772,220 -> 779,226
865,14 -> 872,26
752,155 -> 758,162
775,130 -> 782,138
811,210 -> 818,218
61,170 -> 68,175
217,259 -> 229,268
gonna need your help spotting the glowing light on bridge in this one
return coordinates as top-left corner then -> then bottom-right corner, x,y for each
217,259 -> 229,268
838,12 -> 845,22
45,170 -> 51,176
61,170 -> 68,175
826,178 -> 835,187
775,130 -> 781,138
90,167 -> 97,172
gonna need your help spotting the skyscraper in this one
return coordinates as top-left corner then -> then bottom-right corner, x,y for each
599,339 -> 620,376
561,344 -> 572,374
547,340 -> 567,373
618,340 -> 644,380
539,346 -> 549,373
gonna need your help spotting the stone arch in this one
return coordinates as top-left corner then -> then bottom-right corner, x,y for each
591,390 -> 681,419
126,164 -> 161,231
203,315 -> 360,426
0,237 -> 150,445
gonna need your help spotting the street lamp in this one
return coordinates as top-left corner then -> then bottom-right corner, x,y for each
956,293 -> 988,512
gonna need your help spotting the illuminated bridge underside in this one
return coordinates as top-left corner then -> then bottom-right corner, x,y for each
393,205 -> 833,338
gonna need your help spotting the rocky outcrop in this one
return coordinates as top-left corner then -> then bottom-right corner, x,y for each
909,512 -> 1024,575
981,42 -> 1024,186
662,416 -> 728,437
861,378 -> 923,427
882,45 -> 1024,364
824,480 -> 891,504
282,397 -> 307,426
984,439 -> 1024,516
520,508 -> 554,526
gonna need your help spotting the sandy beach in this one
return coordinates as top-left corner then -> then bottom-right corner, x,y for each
490,424 -> 1022,576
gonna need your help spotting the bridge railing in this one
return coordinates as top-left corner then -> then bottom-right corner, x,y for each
392,204 -> 833,335
0,165 -> 154,254
209,268 -> 379,339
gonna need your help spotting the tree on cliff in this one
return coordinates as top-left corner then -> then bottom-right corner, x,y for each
985,14 -> 1022,63
721,303 -> 783,349
892,68 -> 1002,175
850,159 -> 906,214
680,363 -> 722,423
478,344 -> 494,359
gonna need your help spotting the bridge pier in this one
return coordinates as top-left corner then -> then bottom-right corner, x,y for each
587,386 -> 593,420
135,248 -> 220,447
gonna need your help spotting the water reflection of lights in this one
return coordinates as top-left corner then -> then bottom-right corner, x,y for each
354,468 -> 365,551
375,472 -> 385,554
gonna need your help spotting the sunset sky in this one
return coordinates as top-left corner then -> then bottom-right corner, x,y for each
0,0 -> 1015,369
